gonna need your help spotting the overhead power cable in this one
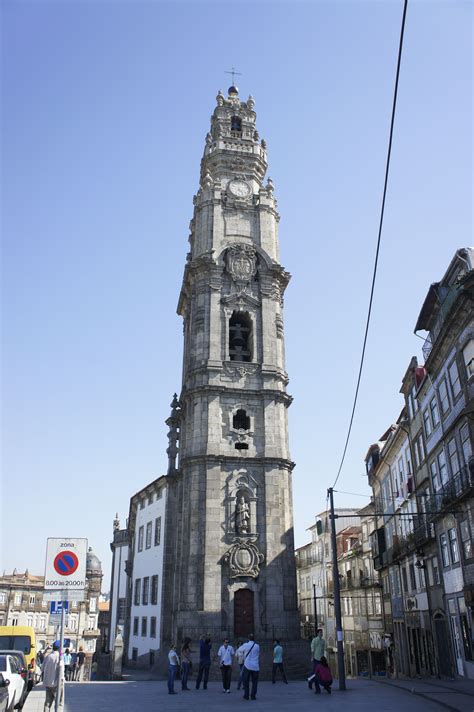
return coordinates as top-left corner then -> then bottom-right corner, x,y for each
332,0 -> 409,489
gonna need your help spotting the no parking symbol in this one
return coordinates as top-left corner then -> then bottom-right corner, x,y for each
53,551 -> 79,576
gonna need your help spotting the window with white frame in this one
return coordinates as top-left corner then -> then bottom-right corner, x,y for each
440,533 -> 450,567
460,520 -> 472,559
414,433 -> 425,468
27,615 -> 33,627
134,579 -> 141,606
438,379 -> 450,415
374,594 -> 382,615
423,409 -> 432,437
14,593 -> 22,605
133,617 -> 139,636
29,594 -> 36,605
430,397 -> 440,427
141,616 -> 147,636
154,517 -> 161,546
448,528 -> 459,564
146,521 -> 152,549
447,438 -> 460,477
137,526 -> 144,552
438,450 -> 448,486
448,360 -> 461,398
460,423 -> 472,463
462,339 -> 474,379
89,597 -> 97,612
88,615 -> 96,630
151,575 -> 159,605
150,616 -> 157,638
430,460 -> 440,492
405,445 -> 412,475
0,593 -> 5,604
397,458 -> 404,495
39,616 -> 46,630
142,577 -> 149,606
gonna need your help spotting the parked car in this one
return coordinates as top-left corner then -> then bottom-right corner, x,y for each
0,628 -> 37,691
0,654 -> 28,709
0,674 -> 9,712
0,655 -> 26,711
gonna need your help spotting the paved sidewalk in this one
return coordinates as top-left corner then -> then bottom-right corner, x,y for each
22,677 -> 474,712
376,676 -> 474,712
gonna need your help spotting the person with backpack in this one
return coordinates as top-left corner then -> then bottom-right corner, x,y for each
236,634 -> 260,701
314,656 -> 332,694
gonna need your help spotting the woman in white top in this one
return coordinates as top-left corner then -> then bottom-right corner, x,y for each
217,638 -> 235,693
167,645 -> 180,695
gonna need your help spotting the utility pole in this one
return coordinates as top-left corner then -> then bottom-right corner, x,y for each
312,582 -> 318,634
328,487 -> 346,690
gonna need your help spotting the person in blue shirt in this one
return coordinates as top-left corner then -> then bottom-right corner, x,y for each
195,635 -> 212,690
272,639 -> 288,684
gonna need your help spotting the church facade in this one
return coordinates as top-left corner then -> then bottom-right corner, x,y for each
161,85 -> 300,645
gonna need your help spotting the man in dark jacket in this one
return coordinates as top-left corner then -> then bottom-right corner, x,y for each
195,635 -> 212,690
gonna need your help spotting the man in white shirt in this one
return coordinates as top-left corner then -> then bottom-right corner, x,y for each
42,643 -> 64,711
217,638 -> 235,693
236,635 -> 260,701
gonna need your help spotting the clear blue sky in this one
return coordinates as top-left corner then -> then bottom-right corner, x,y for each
2,0 -> 472,590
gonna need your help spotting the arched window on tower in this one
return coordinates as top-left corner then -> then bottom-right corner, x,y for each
233,409 -> 250,431
231,116 -> 242,135
229,312 -> 252,362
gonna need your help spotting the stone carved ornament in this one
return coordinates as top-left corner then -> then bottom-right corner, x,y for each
226,244 -> 257,284
223,363 -> 259,380
223,540 -> 264,579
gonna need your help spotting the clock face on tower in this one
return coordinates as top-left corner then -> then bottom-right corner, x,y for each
228,178 -> 251,198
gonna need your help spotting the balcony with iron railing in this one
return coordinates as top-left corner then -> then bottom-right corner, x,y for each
412,514 -> 436,548
426,462 -> 473,517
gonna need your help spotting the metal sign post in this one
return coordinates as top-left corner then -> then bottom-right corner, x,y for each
44,538 -> 87,711
54,597 -> 66,712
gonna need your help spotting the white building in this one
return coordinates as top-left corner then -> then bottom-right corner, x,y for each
109,476 -> 167,667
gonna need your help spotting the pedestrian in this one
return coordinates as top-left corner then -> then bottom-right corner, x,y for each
236,634 -> 260,701
272,639 -> 288,684
76,647 -> 85,682
180,637 -> 192,691
63,648 -> 72,681
42,642 -> 64,711
314,656 -> 332,695
217,637 -> 235,693
90,660 -> 98,681
195,634 -> 212,690
236,641 -> 245,690
70,652 -> 78,681
168,644 -> 180,695
309,629 -> 325,689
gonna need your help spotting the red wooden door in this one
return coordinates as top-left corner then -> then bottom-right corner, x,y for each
234,589 -> 254,637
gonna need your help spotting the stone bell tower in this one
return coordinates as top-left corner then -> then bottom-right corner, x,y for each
161,85 -> 299,645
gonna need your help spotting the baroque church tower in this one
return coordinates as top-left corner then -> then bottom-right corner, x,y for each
162,85 -> 299,644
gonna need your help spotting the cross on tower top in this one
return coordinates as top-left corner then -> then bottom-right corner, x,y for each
225,66 -> 242,86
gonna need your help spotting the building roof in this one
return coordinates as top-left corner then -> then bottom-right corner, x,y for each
415,247 -> 474,333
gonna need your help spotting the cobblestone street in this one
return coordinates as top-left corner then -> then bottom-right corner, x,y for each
22,678 -> 474,712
